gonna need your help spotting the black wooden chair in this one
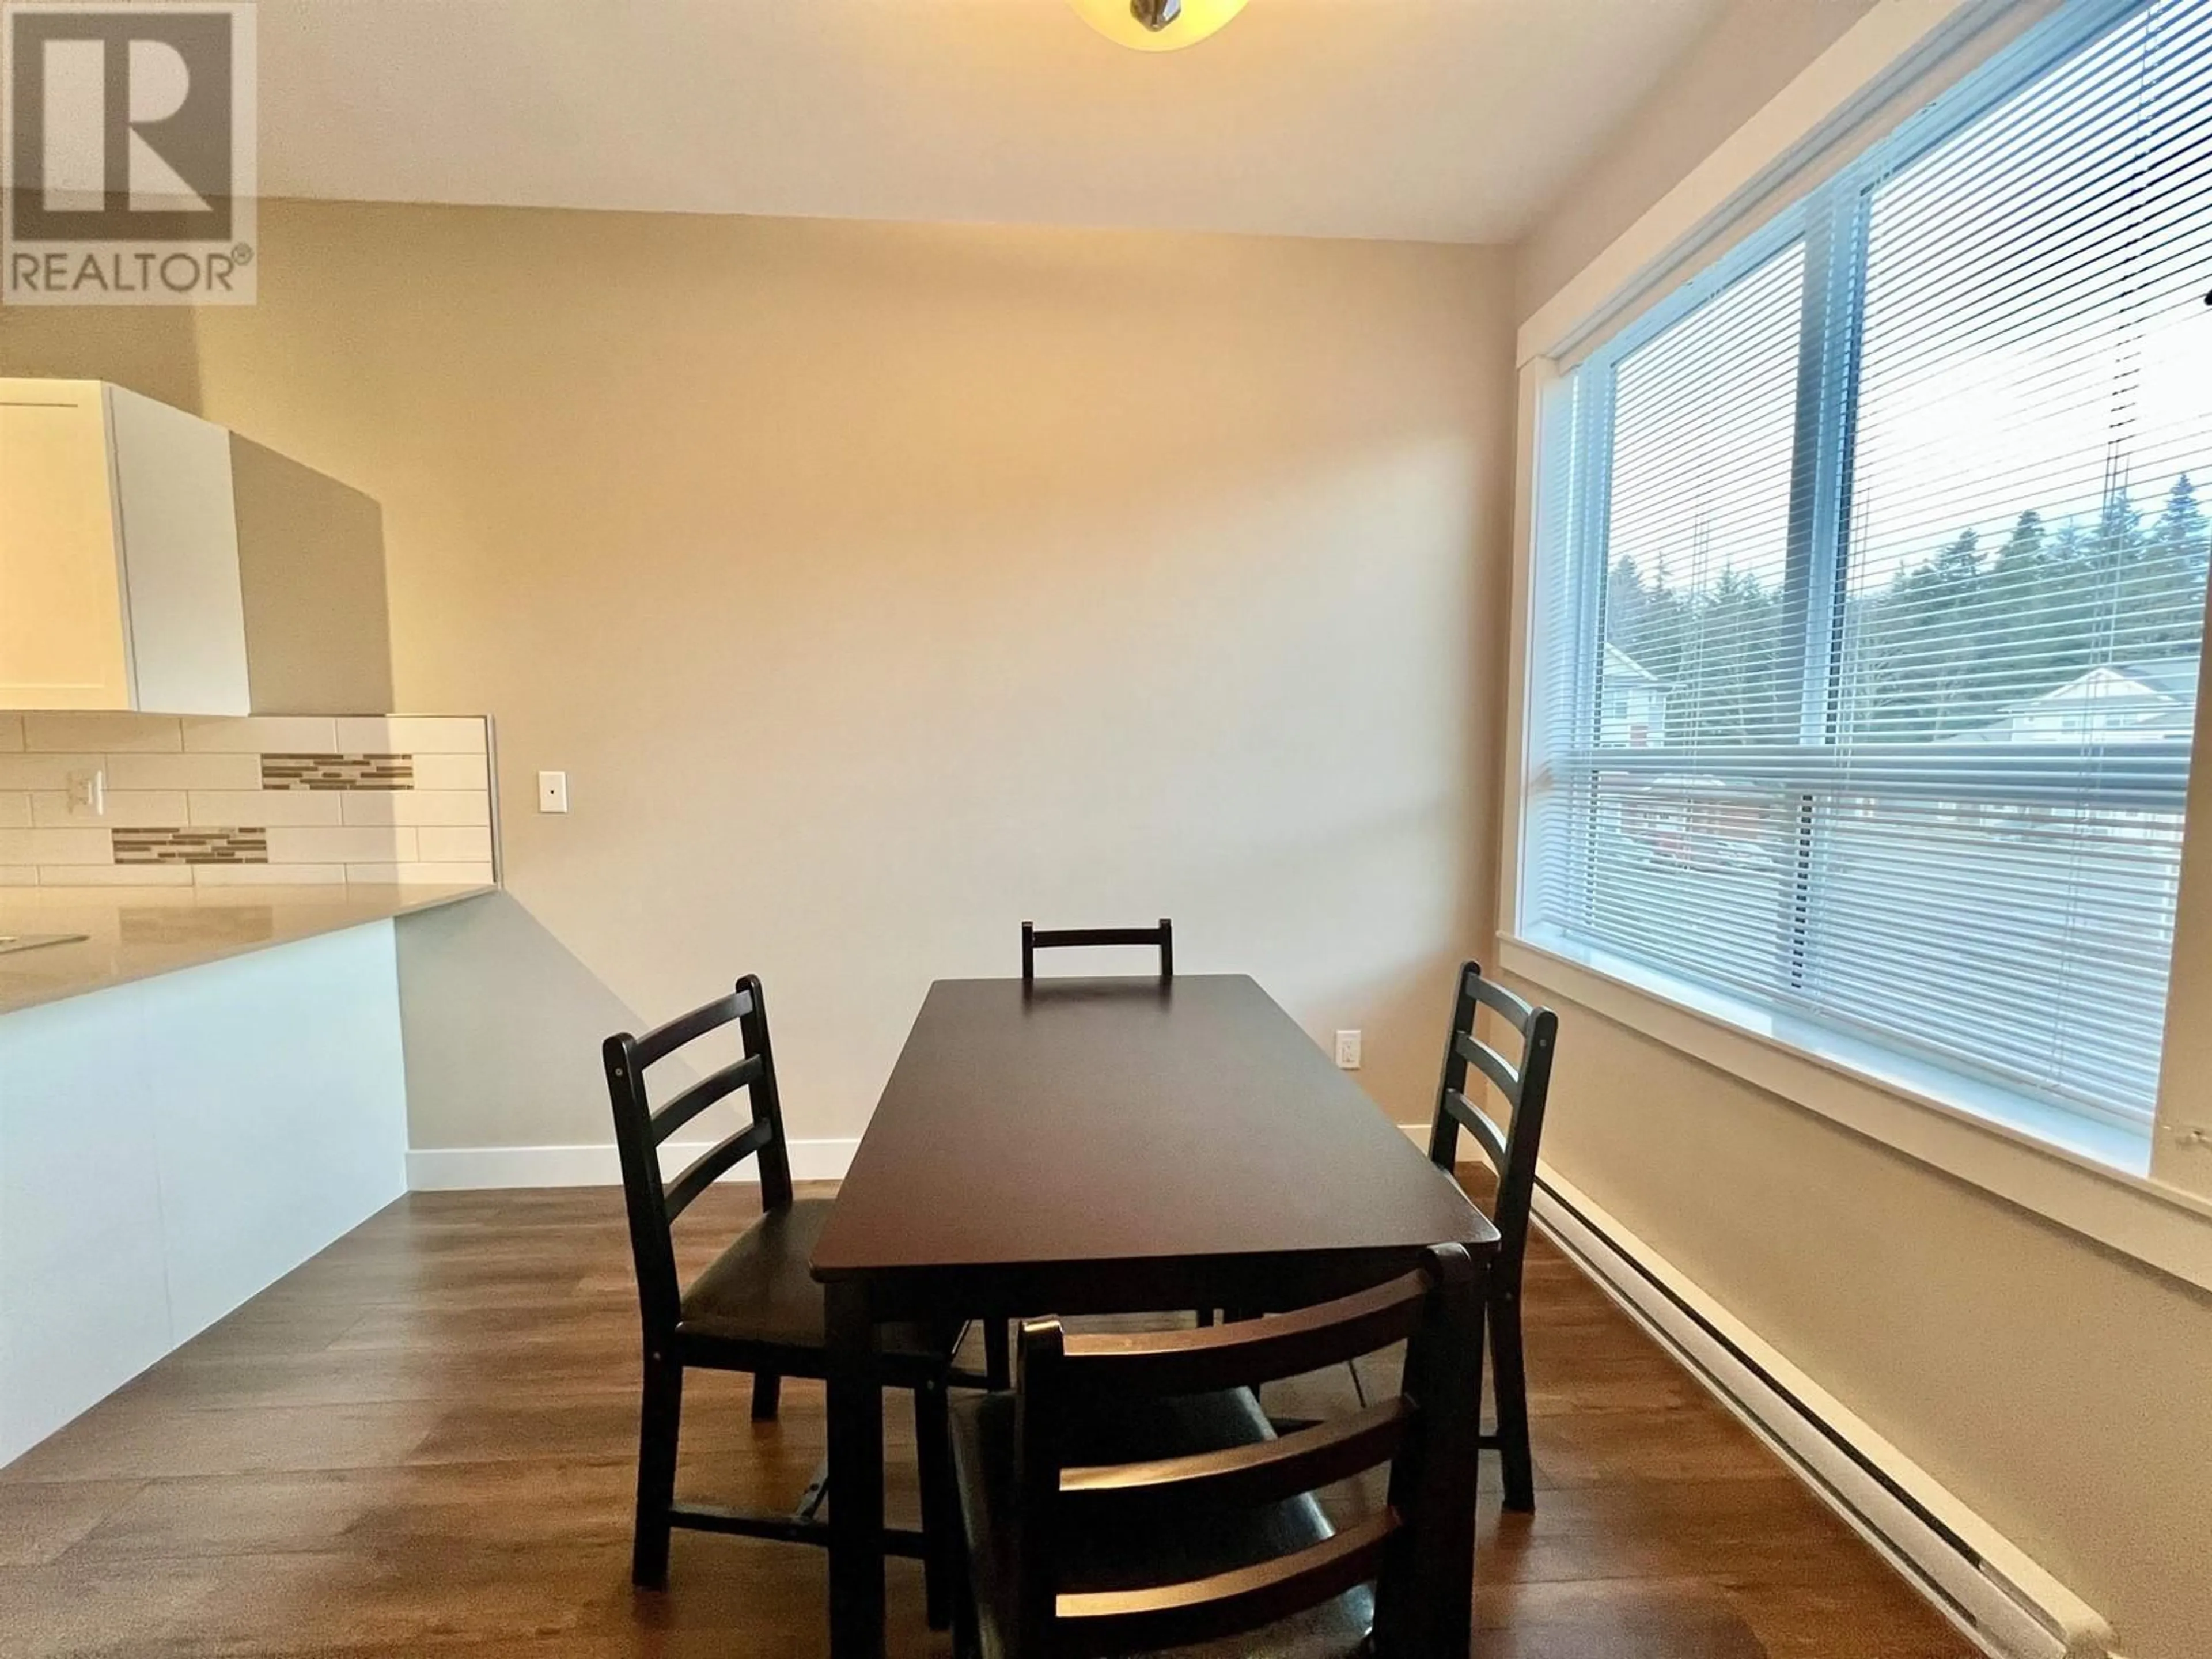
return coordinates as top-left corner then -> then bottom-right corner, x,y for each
1422,960 -> 1557,1514
948,1243 -> 1482,1659
1020,918 -> 1173,985
602,975 -> 964,1620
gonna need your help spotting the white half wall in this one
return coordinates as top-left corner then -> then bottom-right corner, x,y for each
0,920 -> 408,1466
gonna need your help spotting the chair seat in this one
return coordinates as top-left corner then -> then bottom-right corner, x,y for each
677,1197 -> 955,1373
949,1386 -> 1375,1659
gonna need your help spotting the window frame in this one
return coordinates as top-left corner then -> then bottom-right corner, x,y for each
1500,0 -> 2212,1284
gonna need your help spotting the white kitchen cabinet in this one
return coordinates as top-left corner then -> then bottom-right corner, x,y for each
0,377 -> 251,714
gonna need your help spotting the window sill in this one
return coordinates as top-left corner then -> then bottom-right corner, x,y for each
1498,930 -> 2212,1296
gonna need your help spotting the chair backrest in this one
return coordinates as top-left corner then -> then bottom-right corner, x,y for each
601,974 -> 794,1340
1424,961 -> 1556,1286
1021,918 -> 1173,985
1009,1243 -> 1480,1658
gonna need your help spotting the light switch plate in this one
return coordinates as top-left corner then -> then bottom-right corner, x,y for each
65,768 -> 105,819
537,770 -> 569,813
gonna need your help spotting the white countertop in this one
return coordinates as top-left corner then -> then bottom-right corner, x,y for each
0,884 -> 492,1016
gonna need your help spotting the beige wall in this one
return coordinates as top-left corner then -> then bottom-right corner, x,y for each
2,201 -> 1517,1149
1506,7 -> 2212,1654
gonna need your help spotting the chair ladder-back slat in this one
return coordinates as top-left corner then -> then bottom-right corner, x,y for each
1053,1512 -> 1400,1659
630,984 -> 754,1070
650,1053 -> 766,1143
1059,1396 -> 1411,1526
1441,1089 -> 1509,1173
661,1118 -> 774,1219
1021,918 -> 1174,985
1056,1268 -> 1427,1398
1468,973 -> 1538,1036
1451,1029 -> 1524,1107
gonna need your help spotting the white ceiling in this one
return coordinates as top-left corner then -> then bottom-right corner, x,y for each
257,0 -> 1733,245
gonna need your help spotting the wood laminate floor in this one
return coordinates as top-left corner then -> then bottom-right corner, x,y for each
0,1184 -> 1977,1658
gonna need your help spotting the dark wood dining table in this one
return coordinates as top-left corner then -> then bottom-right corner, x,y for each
810,972 -> 1501,1659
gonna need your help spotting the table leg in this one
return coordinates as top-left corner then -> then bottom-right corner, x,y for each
825,1280 -> 886,1659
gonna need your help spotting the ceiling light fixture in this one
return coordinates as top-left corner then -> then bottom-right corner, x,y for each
1065,0 -> 1248,52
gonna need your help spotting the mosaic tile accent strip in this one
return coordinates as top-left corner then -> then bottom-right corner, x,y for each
112,827 -> 270,866
261,753 -> 415,791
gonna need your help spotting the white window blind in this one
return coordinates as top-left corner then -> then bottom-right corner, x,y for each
1527,0 -> 2212,1137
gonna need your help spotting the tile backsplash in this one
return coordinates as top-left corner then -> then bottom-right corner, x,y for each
0,713 -> 497,889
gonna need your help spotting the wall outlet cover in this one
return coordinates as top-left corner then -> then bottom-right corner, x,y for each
66,768 -> 105,819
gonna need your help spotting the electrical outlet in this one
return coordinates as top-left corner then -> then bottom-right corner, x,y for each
537,770 -> 569,813
1334,1029 -> 1362,1070
65,768 -> 105,819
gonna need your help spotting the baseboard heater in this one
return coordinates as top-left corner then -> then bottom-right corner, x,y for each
1529,1165 -> 2118,1659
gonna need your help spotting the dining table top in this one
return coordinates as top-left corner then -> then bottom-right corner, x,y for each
810,972 -> 1497,1282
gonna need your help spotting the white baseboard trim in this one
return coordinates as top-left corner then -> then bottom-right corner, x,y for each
406,1137 -> 859,1191
1531,1162 -> 2115,1659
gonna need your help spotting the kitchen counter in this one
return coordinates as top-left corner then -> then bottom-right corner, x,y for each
0,883 -> 491,1017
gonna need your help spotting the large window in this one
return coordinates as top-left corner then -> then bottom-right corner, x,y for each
1525,0 -> 2212,1146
